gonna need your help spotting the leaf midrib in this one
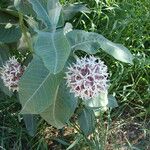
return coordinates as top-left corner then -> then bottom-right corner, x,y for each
51,33 -> 58,73
71,40 -> 98,49
52,85 -> 60,127
21,72 -> 51,113
70,31 -> 132,60
30,0 -> 51,27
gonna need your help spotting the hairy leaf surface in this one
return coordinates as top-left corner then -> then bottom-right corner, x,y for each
19,56 -> 62,114
47,0 -> 62,29
84,92 -> 108,109
28,0 -> 51,29
78,108 -> 95,135
28,0 -> 61,30
34,30 -> 71,74
67,30 -> 133,64
14,0 -> 36,16
40,82 -> 77,129
63,3 -> 90,20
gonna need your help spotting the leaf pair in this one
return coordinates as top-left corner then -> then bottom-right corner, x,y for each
33,28 -> 134,76
28,0 -> 61,31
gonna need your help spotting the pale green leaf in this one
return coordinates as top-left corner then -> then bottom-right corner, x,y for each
67,30 -> 134,64
57,13 -> 65,28
47,0 -> 62,30
14,0 -> 36,16
78,108 -> 95,135
40,82 -> 77,129
19,55 -> 62,114
34,30 -> 71,74
28,0 -> 62,30
108,95 -> 118,108
28,0 -> 51,29
84,92 -> 108,110
53,3 -> 90,28
63,3 -> 90,20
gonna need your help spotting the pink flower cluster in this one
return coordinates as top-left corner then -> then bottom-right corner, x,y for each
0,56 -> 25,92
66,56 -> 108,100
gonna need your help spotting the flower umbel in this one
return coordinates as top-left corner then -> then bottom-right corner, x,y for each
0,56 -> 25,92
66,56 -> 109,100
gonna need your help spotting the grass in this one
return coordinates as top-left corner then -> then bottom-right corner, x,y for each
0,0 -> 150,149
63,1 -> 150,148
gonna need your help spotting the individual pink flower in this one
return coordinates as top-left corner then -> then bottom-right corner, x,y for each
65,56 -> 109,100
0,56 -> 25,92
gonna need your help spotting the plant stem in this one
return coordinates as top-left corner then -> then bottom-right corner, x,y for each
18,12 -> 33,53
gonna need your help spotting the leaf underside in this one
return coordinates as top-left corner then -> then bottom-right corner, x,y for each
19,55 -> 62,114
67,30 -> 133,64
34,30 -> 71,74
78,108 -> 95,135
40,82 -> 77,129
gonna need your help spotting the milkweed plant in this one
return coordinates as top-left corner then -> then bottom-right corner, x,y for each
0,0 -> 134,137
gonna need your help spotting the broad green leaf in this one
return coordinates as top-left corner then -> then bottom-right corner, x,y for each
34,30 -> 71,74
14,0 -> 36,16
0,11 -> 21,43
0,11 -> 18,24
40,82 -> 77,129
0,24 -> 21,43
67,30 -> 133,64
23,114 -> 38,137
47,0 -> 62,30
0,44 -> 13,96
63,3 -> 90,20
28,0 -> 51,29
57,3 -> 90,27
19,55 -> 62,114
78,107 -> 95,135
84,92 -> 108,110
108,95 -> 118,108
